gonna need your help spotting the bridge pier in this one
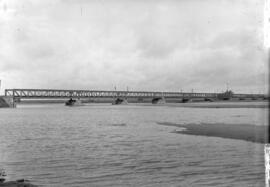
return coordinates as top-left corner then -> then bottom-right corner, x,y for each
0,96 -> 16,108
112,98 -> 128,105
182,98 -> 190,103
204,98 -> 214,102
152,97 -> 166,104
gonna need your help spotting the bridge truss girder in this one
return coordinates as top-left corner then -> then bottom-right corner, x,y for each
5,89 -> 223,99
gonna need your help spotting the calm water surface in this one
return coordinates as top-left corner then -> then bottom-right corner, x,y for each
0,102 -> 268,186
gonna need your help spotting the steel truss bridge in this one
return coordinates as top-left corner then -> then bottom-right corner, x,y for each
4,89 -> 266,100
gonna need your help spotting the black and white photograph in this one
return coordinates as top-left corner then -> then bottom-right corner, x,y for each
0,0 -> 269,186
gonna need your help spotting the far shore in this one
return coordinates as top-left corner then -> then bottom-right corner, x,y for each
157,122 -> 268,143
164,101 -> 268,108
15,100 -> 269,109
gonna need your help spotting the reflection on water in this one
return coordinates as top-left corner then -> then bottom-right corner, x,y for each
0,102 -> 268,186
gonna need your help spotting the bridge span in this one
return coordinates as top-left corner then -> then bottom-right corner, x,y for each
4,88 -> 266,100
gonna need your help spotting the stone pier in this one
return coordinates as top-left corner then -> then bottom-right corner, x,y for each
112,98 -> 128,105
0,96 -> 16,108
152,97 -> 166,104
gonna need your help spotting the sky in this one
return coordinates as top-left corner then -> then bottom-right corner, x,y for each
0,0 -> 268,94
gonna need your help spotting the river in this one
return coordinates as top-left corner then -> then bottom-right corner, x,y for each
0,102 -> 268,186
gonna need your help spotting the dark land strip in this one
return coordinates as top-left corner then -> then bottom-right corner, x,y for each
165,102 -> 269,108
157,122 -> 268,143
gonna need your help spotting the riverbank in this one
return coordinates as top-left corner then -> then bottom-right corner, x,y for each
163,101 -> 269,108
157,122 -> 268,143
15,100 -> 269,108
13,98 -> 268,105
0,179 -> 37,187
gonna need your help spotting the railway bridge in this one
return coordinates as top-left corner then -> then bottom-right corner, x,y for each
3,88 -> 267,107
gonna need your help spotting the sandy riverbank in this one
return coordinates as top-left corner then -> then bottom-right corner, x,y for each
164,101 -> 268,108
0,180 -> 37,187
157,122 -> 268,143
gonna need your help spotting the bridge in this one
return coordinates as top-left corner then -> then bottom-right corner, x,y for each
4,88 -> 267,104
5,88 -> 223,99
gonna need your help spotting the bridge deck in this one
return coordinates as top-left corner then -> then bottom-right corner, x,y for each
4,89 -> 266,99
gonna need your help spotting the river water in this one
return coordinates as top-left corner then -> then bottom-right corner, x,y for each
0,102 -> 268,186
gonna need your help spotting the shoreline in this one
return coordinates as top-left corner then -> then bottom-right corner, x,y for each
13,100 -> 269,109
165,102 -> 268,108
0,180 -> 37,187
157,122 -> 268,143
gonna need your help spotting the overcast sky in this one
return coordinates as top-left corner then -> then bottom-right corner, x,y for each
0,0 -> 268,94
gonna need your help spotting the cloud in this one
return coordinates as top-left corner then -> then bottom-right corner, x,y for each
0,0 -> 267,94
